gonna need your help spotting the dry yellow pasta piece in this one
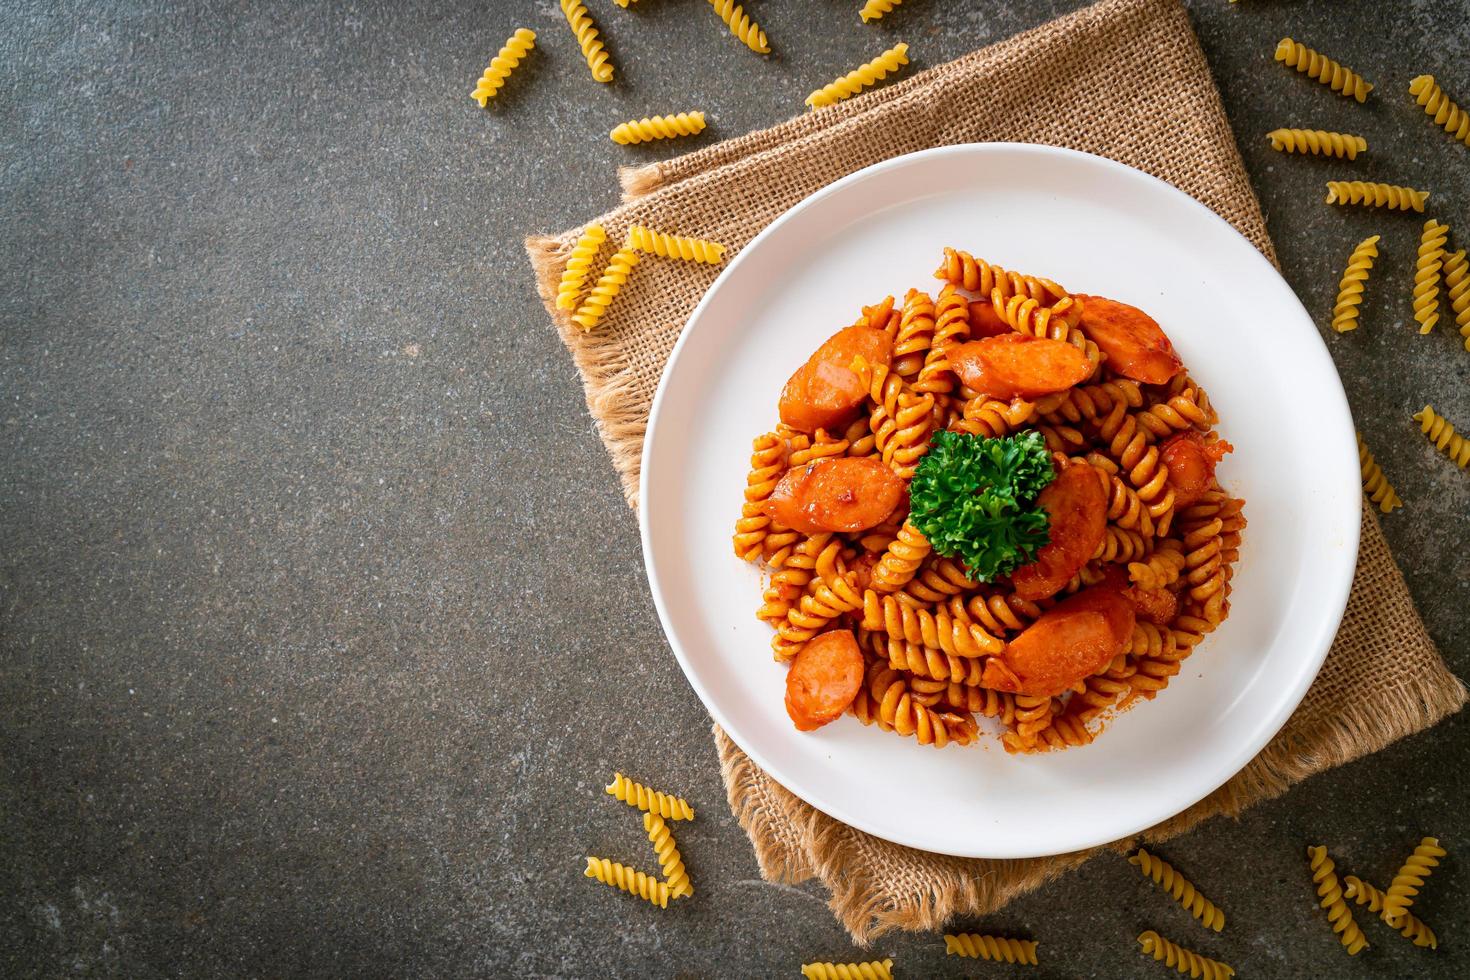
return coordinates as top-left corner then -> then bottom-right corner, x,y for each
1443,247 -> 1470,350
707,0 -> 769,54
1331,234 -> 1378,332
1343,875 -> 1438,948
1413,219 -> 1449,333
859,0 -> 903,22
611,112 -> 707,145
1356,433 -> 1402,513
560,0 -> 613,83
471,29 -> 535,106
1414,406 -> 1469,468
1325,181 -> 1428,212
1307,845 -> 1368,955
627,225 -> 727,264
583,856 -> 670,908
571,247 -> 638,332
799,960 -> 892,980
1409,75 -> 1470,148
1275,37 -> 1373,102
643,812 -> 692,898
1267,128 -> 1366,160
807,43 -> 909,109
1129,849 -> 1226,931
555,225 -> 607,311
943,933 -> 1039,965
1384,836 -> 1447,924
1137,931 -> 1235,978
605,772 -> 695,820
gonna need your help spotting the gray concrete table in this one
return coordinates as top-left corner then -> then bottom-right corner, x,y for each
2,1 -> 1467,976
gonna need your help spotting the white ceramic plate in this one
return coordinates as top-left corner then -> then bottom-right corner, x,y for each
639,144 -> 1358,859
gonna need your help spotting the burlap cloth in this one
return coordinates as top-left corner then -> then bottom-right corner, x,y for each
525,0 -> 1466,943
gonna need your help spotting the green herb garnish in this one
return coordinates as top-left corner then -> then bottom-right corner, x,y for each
909,430 -> 1055,582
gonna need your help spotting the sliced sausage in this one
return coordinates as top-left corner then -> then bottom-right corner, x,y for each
1010,462 -> 1109,600
785,629 -> 866,731
966,300 -> 1012,338
1160,431 -> 1233,509
1122,584 -> 1178,625
1074,294 -> 1183,384
983,585 -> 1135,697
950,335 -> 1093,400
763,457 -> 906,534
778,326 -> 893,433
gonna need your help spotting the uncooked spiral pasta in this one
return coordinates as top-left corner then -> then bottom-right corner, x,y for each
1343,875 -> 1438,948
1324,181 -> 1428,213
1383,836 -> 1447,924
707,0 -> 769,54
1307,845 -> 1368,955
583,856 -> 671,908
1129,849 -> 1226,931
943,933 -> 1039,965
570,247 -> 639,332
555,225 -> 607,312
1413,406 -> 1469,468
560,0 -> 614,83
806,43 -> 909,109
626,225 -> 727,264
1136,931 -> 1235,979
610,112 -> 707,146
859,0 -> 902,22
1409,74 -> 1470,148
1330,234 -> 1379,333
799,959 -> 893,980
1356,433 -> 1402,514
471,28 -> 536,106
643,812 -> 692,899
605,772 -> 695,821
1444,247 -> 1470,351
1414,219 -> 1448,333
1274,37 -> 1373,102
1266,128 -> 1366,160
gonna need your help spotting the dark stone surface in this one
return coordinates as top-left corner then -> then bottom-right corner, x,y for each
1,1 -> 1466,976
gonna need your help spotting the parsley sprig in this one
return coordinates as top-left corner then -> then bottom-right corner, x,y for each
909,430 -> 1055,582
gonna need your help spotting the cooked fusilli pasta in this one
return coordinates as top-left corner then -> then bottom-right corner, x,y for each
1267,128 -> 1366,160
1409,75 -> 1470,148
707,0 -> 769,54
1356,433 -> 1403,514
1136,931 -> 1235,979
799,959 -> 893,980
1444,247 -> 1470,351
1383,836 -> 1447,925
870,521 -> 931,592
627,225 -> 727,264
1274,38 -> 1373,102
1413,406 -> 1469,468
555,225 -> 607,312
1343,875 -> 1438,948
1308,845 -> 1368,954
643,812 -> 692,898
892,289 -> 936,380
605,772 -> 695,821
806,43 -> 909,109
570,247 -> 639,332
471,29 -> 536,106
733,432 -> 785,559
584,856 -> 670,908
1129,849 -> 1226,931
859,0 -> 902,22
943,933 -> 1039,964
560,0 -> 614,83
611,112 -> 707,145
1324,181 -> 1428,212
1414,219 -> 1449,333
850,664 -> 978,747
1330,234 -> 1379,333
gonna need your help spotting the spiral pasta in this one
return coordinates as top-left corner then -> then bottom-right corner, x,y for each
1343,875 -> 1438,948
773,570 -> 864,661
611,112 -> 707,146
605,772 -> 695,821
1443,247 -> 1470,353
471,29 -> 536,106
1413,219 -> 1448,333
1266,128 -> 1366,160
583,856 -> 671,908
1383,836 -> 1446,924
707,0 -> 769,54
1129,849 -> 1226,932
1136,931 -> 1236,979
1330,234 -> 1379,333
643,812 -> 692,899
732,432 -> 785,559
555,225 -> 607,312
1307,845 -> 1368,954
943,933 -> 1038,964
571,247 -> 639,332
1324,181 -> 1428,213
807,43 -> 909,109
870,521 -> 931,592
850,665 -> 978,747
626,225 -> 727,264
1128,542 -> 1186,588
862,590 -> 1003,657
559,0 -> 614,82
1413,406 -> 1469,468
1274,38 -> 1373,102
859,0 -> 902,22
1356,433 -> 1403,514
892,288 -> 936,379
799,960 -> 893,980
1409,75 -> 1470,148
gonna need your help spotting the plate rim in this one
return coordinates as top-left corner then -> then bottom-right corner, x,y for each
638,142 -> 1360,858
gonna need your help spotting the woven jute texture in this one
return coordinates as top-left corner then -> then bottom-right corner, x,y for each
526,0 -> 1465,944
